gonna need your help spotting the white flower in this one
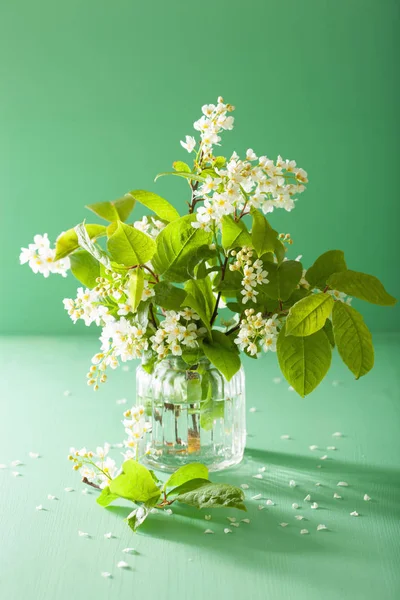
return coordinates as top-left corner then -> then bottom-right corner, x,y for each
20,234 -> 70,278
180,135 -> 196,153
246,148 -> 258,161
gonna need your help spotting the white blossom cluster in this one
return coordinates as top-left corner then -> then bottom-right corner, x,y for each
19,233 -> 70,277
327,289 -> 352,305
121,405 -> 152,461
68,443 -> 118,489
229,246 -> 269,304
234,309 -> 280,356
133,215 -> 166,239
63,287 -> 112,326
150,309 -> 206,359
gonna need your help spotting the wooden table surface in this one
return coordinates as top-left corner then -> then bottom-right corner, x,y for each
1,335 -> 399,600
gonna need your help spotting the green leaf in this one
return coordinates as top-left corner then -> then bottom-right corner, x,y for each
74,222 -> 112,269
173,161 -> 191,173
285,292 -> 334,337
226,302 -> 242,313
175,482 -> 246,511
166,478 -> 210,497
323,318 -> 335,348
164,463 -> 209,492
277,324 -> 332,397
305,250 -> 347,289
153,282 -> 187,311
332,302 -> 374,379
200,397 -> 225,431
69,250 -> 100,288
213,156 -> 226,168
221,215 -> 252,250
273,238 -> 286,264
251,209 -> 278,257
86,195 -> 135,223
202,330 -> 241,381
55,224 -> 106,260
127,268 -> 144,312
152,215 -> 211,282
184,278 -> 215,334
107,221 -> 156,266
96,486 -> 119,507
155,171 -> 205,183
136,300 -> 150,329
109,459 -> 161,503
181,346 -> 204,366
264,260 -> 303,301
327,271 -> 397,306
128,190 -> 179,223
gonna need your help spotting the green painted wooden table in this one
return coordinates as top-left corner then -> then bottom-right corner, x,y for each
1,335 -> 399,600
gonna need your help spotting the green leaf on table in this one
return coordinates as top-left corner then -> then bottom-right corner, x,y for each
155,171 -> 205,183
202,330 -> 241,381
74,222 -> 112,269
285,292 -> 334,336
221,215 -> 252,250
109,459 -> 161,503
173,161 -> 191,173
127,268 -> 144,312
175,482 -> 246,511
96,486 -> 119,507
277,324 -> 331,397
153,282 -> 187,311
86,195 -> 135,223
55,224 -> 106,260
107,221 -> 156,266
128,190 -> 179,222
332,301 -> 374,378
152,215 -> 211,282
166,478 -> 211,497
251,209 -> 278,257
263,260 -> 302,301
305,250 -> 347,289
164,463 -> 209,492
323,318 -> 335,348
327,271 -> 397,306
69,250 -> 100,288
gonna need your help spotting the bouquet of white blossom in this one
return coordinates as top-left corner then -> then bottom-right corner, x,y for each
21,96 -> 396,396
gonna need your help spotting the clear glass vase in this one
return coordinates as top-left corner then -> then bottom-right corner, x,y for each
136,357 -> 246,472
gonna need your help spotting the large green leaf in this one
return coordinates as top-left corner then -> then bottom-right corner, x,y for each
277,324 -> 331,397
107,221 -> 156,266
55,224 -> 106,260
264,260 -> 303,301
285,292 -> 334,336
175,482 -> 246,511
152,215 -> 211,282
305,250 -> 347,288
74,222 -> 112,269
251,209 -> 278,257
86,195 -> 135,223
166,478 -> 210,497
332,302 -> 374,379
184,278 -> 215,334
127,268 -> 144,312
128,190 -> 180,222
153,282 -> 187,311
154,171 -> 205,183
164,463 -> 209,492
96,486 -> 119,507
221,215 -> 252,250
202,330 -> 241,381
109,459 -> 161,503
323,318 -> 335,348
173,161 -> 191,173
70,250 -> 100,288
327,270 -> 397,306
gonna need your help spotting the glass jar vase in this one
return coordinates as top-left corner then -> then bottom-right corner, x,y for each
136,357 -> 246,472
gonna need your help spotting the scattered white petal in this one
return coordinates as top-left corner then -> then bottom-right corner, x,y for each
316,465 -> 322,469
204,515 -> 211,521
273,377 -> 282,384
317,524 -> 328,531
63,390 -> 71,397
304,494 -> 311,502
363,494 -> 371,501
320,455 -> 328,460
266,499 -> 275,506
309,445 -> 318,451
64,487 -> 74,492
122,548 -> 136,554
0,464 -> 7,469
315,482 -> 322,487
332,432 -> 343,438
249,407 -> 257,413
258,505 -> 266,511
280,522 -> 289,527
258,466 -> 266,473
188,558 -> 193,562
288,386 -> 294,392
231,522 -> 240,528
311,502 -> 318,509
101,572 -> 112,578
331,380 -> 341,387
327,446 -> 336,451
252,494 -> 262,500
204,529 -> 214,534
150,508 -> 158,514
122,365 -> 130,372
165,509 -> 173,515
292,503 -> 299,509
333,493 -> 342,499
295,515 -> 305,521
241,519 -> 250,524
36,504 -> 44,511
12,471 -> 22,477
11,460 -> 23,467
337,481 -> 348,487
350,511 -> 359,517
116,398 -> 127,405
117,561 -> 129,568
111,443 -> 124,449
78,530 -> 89,537
253,474 -> 263,479
47,494 -> 57,500
82,489 -> 89,495
224,528 -> 232,534
280,434 -> 290,440
227,517 -> 236,522
300,529 -> 309,535
289,480 -> 296,487
240,484 -> 249,490
104,532 -> 113,539
28,452 -> 40,459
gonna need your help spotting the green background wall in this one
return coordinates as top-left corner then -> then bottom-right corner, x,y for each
1,0 -> 398,335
